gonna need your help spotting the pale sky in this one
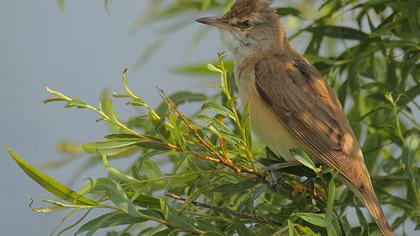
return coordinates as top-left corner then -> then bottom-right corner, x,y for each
0,1 -> 218,235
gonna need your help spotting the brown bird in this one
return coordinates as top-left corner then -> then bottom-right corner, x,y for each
196,0 -> 393,235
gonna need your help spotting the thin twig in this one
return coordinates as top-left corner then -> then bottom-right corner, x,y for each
165,193 -> 281,226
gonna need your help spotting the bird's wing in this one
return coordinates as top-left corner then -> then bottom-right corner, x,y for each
254,53 -> 394,236
254,53 -> 360,173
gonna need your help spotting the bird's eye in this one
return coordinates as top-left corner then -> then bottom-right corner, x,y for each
242,20 -> 253,29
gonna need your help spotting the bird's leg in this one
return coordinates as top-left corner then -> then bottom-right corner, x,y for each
266,161 -> 302,187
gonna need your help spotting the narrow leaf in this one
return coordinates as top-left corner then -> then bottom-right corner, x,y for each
294,213 -> 326,227
276,7 -> 302,18
155,91 -> 207,117
89,178 -> 140,217
102,156 -> 141,184
7,148 -> 97,206
305,26 -> 368,40
75,212 -> 146,236
202,102 -> 234,119
290,149 -> 317,172
234,218 -> 254,236
326,177 -> 338,236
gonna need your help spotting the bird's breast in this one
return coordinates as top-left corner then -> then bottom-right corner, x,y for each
235,64 -> 300,161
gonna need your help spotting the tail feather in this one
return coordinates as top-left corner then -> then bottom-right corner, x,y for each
358,184 -> 393,236
339,159 -> 393,236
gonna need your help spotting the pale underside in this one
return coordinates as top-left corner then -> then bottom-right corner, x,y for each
235,63 -> 300,161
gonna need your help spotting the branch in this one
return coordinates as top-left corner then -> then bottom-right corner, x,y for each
165,193 -> 281,226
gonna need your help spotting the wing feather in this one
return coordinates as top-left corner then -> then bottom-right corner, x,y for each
254,54 -> 358,172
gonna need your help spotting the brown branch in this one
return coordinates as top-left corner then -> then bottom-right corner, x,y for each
165,193 -> 281,226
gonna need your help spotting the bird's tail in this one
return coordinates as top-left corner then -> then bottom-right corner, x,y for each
355,173 -> 393,236
358,186 -> 393,236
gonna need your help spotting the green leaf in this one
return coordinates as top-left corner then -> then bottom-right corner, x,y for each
197,114 -> 240,144
386,59 -> 398,90
155,91 -> 207,117
160,198 -> 169,220
201,232 -> 225,236
105,134 -> 140,139
290,149 -> 317,172
88,178 -> 140,217
132,194 -> 161,209
165,204 -> 196,230
276,7 -> 302,18
83,139 -> 141,156
172,61 -> 234,75
104,0 -> 112,13
408,0 -> 420,41
43,97 -> 68,104
7,148 -> 97,206
83,138 -> 170,156
304,34 -> 323,55
212,180 -> 257,193
326,178 -> 338,236
202,102 -> 234,119
75,212 -> 146,236
180,188 -> 207,212
65,98 -> 88,109
207,64 -> 223,73
151,229 -> 177,236
28,204 -> 64,214
355,205 -> 369,236
136,140 -> 172,151
102,156 -> 141,183
83,139 -> 141,151
57,0 -> 65,12
201,0 -> 212,10
234,218 -> 254,236
341,215 -> 353,236
288,220 -> 299,236
305,26 -> 368,40
294,213 -> 326,227
401,130 -> 420,203
242,103 -> 253,149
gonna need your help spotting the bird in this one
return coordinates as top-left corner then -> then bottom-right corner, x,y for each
196,0 -> 393,235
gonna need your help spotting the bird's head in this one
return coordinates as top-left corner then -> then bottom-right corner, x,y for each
196,0 -> 286,62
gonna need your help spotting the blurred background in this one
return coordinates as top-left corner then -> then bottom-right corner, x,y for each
1,0 -> 418,235
0,0 -> 220,235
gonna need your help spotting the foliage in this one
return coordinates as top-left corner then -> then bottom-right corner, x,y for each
10,0 -> 420,236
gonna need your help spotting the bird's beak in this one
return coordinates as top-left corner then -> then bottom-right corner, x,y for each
196,17 -> 232,31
